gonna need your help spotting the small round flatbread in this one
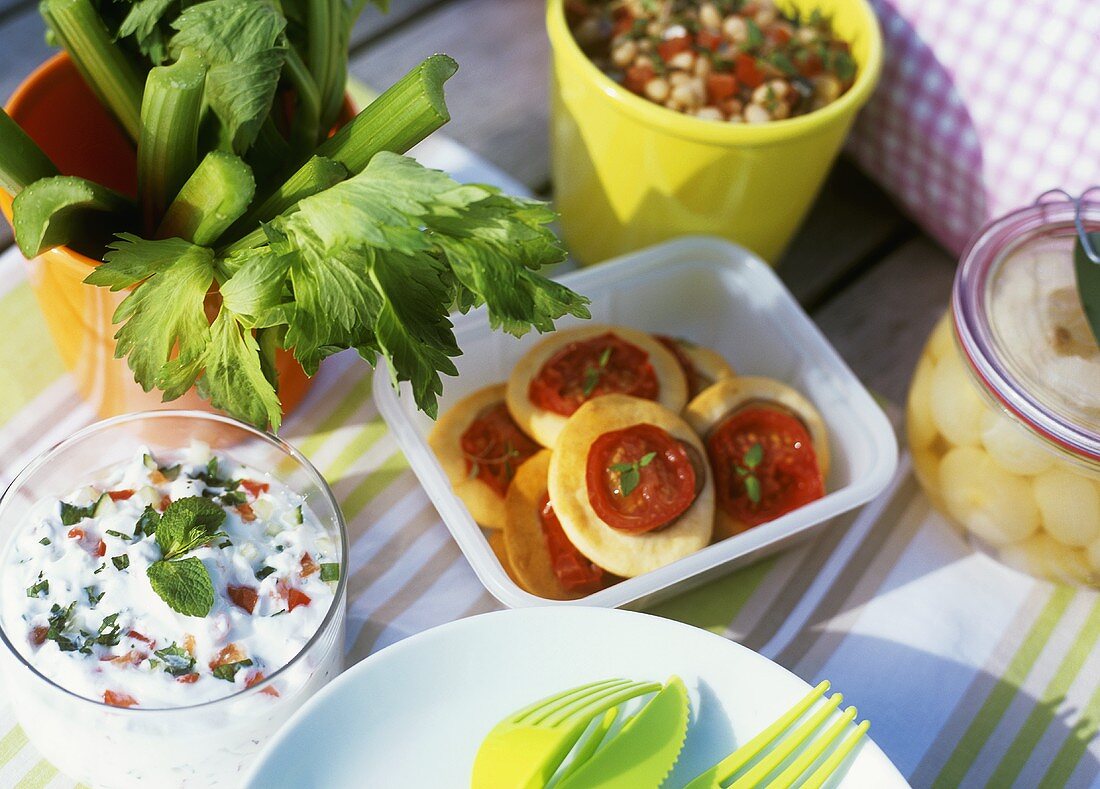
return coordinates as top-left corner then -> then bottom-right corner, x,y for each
428,384 -> 535,530
657,335 -> 737,398
547,395 -> 714,577
685,376 -> 830,540
507,324 -> 688,448
486,529 -> 522,586
503,450 -> 599,600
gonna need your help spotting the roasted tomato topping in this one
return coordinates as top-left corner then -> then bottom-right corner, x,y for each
706,405 -> 824,527
538,494 -> 606,594
237,503 -> 256,522
586,423 -> 697,533
103,690 -> 139,708
210,643 -> 247,670
107,489 -> 134,501
529,332 -> 659,416
459,401 -> 540,497
227,585 -> 259,614
176,673 -> 200,684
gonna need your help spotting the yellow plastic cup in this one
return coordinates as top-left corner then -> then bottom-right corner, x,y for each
547,0 -> 883,265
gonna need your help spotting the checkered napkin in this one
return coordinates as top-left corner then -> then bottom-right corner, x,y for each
847,0 -> 1100,255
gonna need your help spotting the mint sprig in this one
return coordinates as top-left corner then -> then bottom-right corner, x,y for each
146,496 -> 226,617
148,557 -> 216,618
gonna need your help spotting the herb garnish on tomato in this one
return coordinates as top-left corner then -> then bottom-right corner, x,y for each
586,424 -> 698,533
529,332 -> 659,416
460,402 -> 540,496
706,405 -> 824,527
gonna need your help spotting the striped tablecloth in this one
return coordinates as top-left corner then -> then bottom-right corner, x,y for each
1,145 -> 1099,789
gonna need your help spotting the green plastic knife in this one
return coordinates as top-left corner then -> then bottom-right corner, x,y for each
555,676 -> 690,789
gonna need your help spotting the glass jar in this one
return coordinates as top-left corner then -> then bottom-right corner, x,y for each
907,193 -> 1100,587
0,412 -> 348,788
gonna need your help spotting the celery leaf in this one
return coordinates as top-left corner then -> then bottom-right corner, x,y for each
170,0 -> 287,153
92,237 -> 215,395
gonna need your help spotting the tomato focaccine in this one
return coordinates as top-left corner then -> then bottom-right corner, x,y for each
548,395 -> 713,577
503,450 -> 612,600
685,377 -> 829,541
653,335 -> 737,399
428,384 -> 540,530
506,324 -> 688,448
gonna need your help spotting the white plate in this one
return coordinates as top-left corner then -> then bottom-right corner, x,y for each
245,607 -> 908,788
374,237 -> 898,609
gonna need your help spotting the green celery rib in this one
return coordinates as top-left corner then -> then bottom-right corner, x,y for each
157,151 -> 255,246
12,175 -> 133,257
307,0 -> 345,134
226,155 -> 346,242
41,0 -> 145,142
0,108 -> 59,195
284,47 -> 323,153
315,54 -> 457,175
138,48 -> 207,234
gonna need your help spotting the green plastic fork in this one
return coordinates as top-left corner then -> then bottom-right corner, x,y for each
471,678 -> 662,789
683,680 -> 870,788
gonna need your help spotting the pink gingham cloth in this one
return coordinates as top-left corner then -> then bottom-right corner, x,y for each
847,0 -> 1100,255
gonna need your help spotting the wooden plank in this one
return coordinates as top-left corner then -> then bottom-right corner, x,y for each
810,235 -> 957,403
349,0 -> 550,191
777,158 -> 914,308
350,0 -> 452,47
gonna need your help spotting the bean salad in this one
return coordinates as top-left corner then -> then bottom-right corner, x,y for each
567,0 -> 858,123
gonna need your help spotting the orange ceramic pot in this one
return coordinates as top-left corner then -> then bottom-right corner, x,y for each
0,53 -> 313,420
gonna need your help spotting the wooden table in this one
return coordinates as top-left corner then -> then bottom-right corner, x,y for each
0,0 -> 958,405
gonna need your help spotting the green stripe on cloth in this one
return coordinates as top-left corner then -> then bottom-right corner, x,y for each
0,726 -> 27,769
14,759 -> 58,789
323,417 -> 389,485
0,285 -> 64,426
1038,663 -> 1100,788
292,372 -> 373,460
647,557 -> 777,635
341,450 -> 411,520
933,585 -> 1076,788
987,597 -> 1100,787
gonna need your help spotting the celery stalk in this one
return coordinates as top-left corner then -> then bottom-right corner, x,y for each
41,0 -> 144,142
284,47 -> 323,152
307,0 -> 346,134
157,151 -> 255,246
12,176 -> 134,258
0,108 -> 58,195
137,49 -> 207,234
315,55 -> 457,175
227,155 -> 346,240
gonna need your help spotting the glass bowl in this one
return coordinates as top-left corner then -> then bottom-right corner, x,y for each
0,411 -> 348,788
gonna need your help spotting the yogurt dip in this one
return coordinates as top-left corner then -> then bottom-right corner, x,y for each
1,443 -> 339,709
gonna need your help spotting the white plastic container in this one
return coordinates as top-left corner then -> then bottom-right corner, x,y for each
374,237 -> 898,609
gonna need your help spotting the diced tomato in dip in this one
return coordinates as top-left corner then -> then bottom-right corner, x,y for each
459,402 -> 540,496
586,423 -> 698,533
529,332 -> 659,416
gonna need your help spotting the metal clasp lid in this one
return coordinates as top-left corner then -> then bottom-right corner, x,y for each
1036,187 -> 1100,264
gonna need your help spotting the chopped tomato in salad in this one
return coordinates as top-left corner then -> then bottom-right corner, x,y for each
706,404 -> 824,527
586,423 -> 699,533
567,0 -> 857,123
529,332 -> 659,416
459,402 -> 541,496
